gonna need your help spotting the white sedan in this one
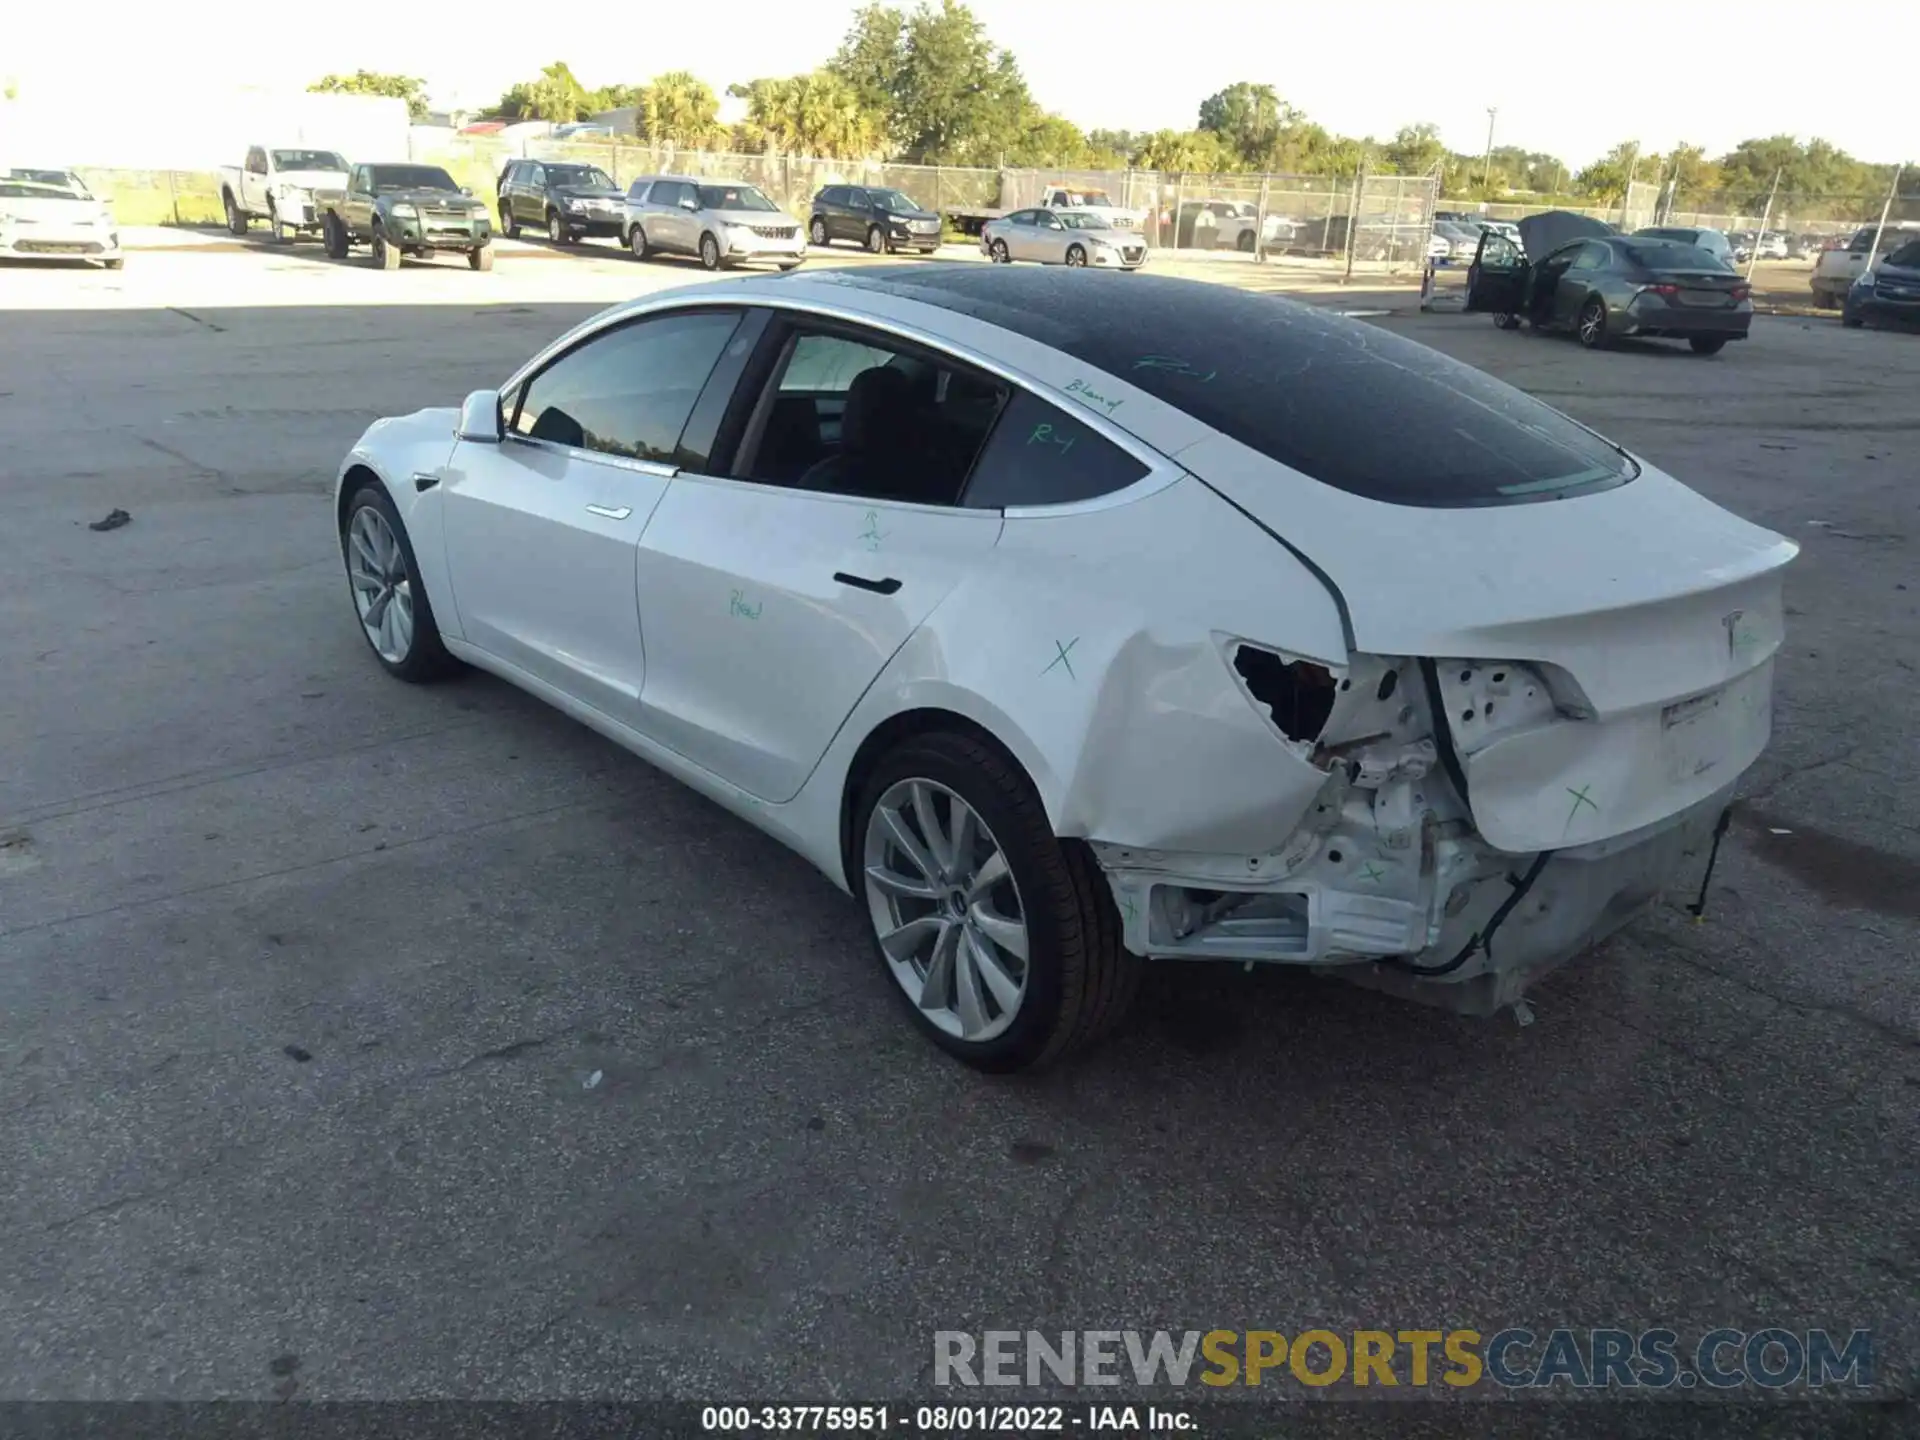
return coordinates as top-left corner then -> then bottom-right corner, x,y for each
333,265 -> 1796,1071
981,209 -> 1148,269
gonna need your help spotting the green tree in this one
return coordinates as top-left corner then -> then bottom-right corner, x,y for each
1003,111 -> 1103,169
586,84 -> 641,113
496,62 -> 593,122
728,72 -> 885,158
1134,128 -> 1238,174
1382,122 -> 1446,178
1087,129 -> 1146,163
309,71 -> 431,121
1573,141 -> 1649,204
828,3 -> 907,137
1195,82 -> 1300,168
636,70 -> 727,147
826,0 -> 1033,164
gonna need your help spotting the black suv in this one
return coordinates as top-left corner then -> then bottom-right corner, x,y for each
808,185 -> 943,254
496,159 -> 626,245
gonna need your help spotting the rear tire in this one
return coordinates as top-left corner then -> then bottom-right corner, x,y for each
853,732 -> 1141,1072
104,257 -> 125,270
1689,335 -> 1728,355
628,225 -> 651,261
469,244 -> 493,272
1237,229 -> 1257,252
501,206 -> 519,239
223,191 -> 248,236
1576,295 -> 1611,348
1493,311 -> 1521,330
323,213 -> 349,260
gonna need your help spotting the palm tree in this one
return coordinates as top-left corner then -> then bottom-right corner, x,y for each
637,71 -> 726,149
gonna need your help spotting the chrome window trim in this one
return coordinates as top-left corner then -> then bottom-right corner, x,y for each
497,290 -> 1186,518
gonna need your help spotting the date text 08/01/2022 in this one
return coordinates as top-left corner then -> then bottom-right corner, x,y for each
701,1404 -> 1192,1432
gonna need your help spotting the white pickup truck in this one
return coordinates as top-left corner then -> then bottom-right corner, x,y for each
218,145 -> 352,243
949,184 -> 1151,237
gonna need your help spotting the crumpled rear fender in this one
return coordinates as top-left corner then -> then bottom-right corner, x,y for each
794,472 -> 1352,883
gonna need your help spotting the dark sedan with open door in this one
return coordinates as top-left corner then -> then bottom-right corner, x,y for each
1467,210 -> 1752,354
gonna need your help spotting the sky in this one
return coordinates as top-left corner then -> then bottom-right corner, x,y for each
8,1 -> 1915,171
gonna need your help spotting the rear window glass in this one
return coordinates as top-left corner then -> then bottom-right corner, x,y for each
825,269 -> 1634,509
962,390 -> 1149,509
1622,240 -> 1729,271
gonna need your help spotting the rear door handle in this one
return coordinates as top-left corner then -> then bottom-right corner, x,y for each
834,571 -> 901,595
585,504 -> 632,520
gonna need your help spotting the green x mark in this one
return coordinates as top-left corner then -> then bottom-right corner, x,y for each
1564,784 -> 1599,832
1359,862 -> 1387,884
1120,892 -> 1139,924
1042,637 -> 1079,679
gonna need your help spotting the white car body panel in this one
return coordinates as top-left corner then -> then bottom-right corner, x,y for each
334,269 -> 1797,1019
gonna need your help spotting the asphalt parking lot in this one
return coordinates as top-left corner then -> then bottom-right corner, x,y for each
1,240 -> 1916,1420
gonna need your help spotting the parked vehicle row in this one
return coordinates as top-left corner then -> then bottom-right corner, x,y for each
1843,238 -> 1920,330
0,168 -> 123,269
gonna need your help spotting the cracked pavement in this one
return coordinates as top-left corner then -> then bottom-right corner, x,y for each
0,249 -> 1915,1410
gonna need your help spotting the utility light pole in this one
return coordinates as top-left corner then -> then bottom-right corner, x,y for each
1481,107 -> 1498,188
1868,163 -> 1906,265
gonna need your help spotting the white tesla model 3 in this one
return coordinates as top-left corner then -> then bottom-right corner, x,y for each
333,266 -> 1796,1071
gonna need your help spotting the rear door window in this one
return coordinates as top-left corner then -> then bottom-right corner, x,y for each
961,389 -> 1150,509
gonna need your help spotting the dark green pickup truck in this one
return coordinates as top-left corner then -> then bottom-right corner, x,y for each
318,162 -> 494,271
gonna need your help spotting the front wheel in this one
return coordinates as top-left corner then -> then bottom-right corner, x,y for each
1576,296 -> 1610,349
372,228 -> 400,271
779,259 -> 804,271
469,244 -> 494,272
628,225 -> 651,261
854,733 -> 1141,1072
341,486 -> 459,683
323,213 -> 349,260
1493,311 -> 1521,330
1065,244 -> 1087,267
699,233 -> 723,270
268,201 -> 292,244
1841,307 -> 1865,329
1237,229 -> 1256,252
809,216 -> 828,246
548,210 -> 569,245
866,224 -> 888,255
990,239 -> 1011,264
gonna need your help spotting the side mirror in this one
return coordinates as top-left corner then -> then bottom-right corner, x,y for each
461,186 -> 473,197
681,197 -> 699,211
458,389 -> 503,444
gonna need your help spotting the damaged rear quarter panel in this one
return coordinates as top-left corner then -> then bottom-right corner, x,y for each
833,472 -> 1350,857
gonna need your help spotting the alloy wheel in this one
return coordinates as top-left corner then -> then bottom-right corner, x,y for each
809,217 -> 827,246
1066,245 -> 1086,267
1579,300 -> 1606,346
346,506 -> 416,664
863,778 -> 1030,1044
549,211 -> 565,244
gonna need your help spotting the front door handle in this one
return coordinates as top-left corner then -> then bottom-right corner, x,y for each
834,571 -> 901,595
585,504 -> 632,520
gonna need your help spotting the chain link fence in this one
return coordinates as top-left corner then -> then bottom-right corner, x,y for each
404,131 -> 1438,270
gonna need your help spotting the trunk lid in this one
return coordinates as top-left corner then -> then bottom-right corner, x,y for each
1181,439 -> 1797,851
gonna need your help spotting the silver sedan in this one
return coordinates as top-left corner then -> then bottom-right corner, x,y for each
981,209 -> 1147,269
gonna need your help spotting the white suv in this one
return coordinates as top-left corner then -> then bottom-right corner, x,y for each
1812,224 -> 1920,308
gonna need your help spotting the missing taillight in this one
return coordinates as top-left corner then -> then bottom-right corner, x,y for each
1232,646 -> 1337,743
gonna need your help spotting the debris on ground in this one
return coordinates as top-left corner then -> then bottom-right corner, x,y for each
87,508 -> 132,532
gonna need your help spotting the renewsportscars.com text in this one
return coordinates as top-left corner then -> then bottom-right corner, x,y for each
933,1328 -> 1875,1391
